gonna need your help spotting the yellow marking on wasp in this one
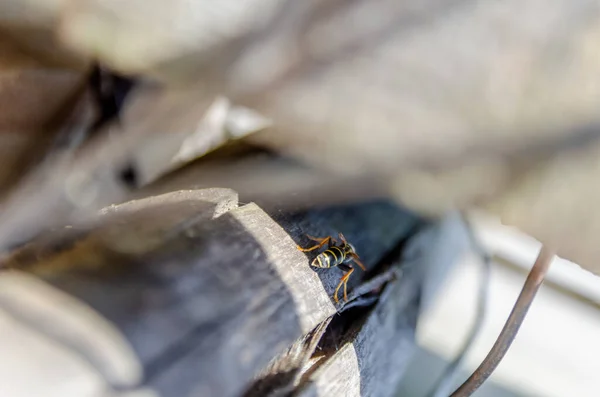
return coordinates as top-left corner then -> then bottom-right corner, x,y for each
331,246 -> 344,263
328,249 -> 338,262
297,233 -> 364,303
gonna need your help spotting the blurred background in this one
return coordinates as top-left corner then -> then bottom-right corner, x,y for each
398,217 -> 600,397
2,1 -> 600,396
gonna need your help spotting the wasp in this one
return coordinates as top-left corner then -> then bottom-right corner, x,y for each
297,233 -> 366,303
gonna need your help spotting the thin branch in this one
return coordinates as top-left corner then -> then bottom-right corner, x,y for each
449,245 -> 555,397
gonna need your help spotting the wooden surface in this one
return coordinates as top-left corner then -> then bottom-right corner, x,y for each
0,188 -> 467,397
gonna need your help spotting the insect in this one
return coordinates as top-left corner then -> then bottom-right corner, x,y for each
297,233 -> 366,303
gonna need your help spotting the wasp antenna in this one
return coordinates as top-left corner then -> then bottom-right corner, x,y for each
351,254 -> 366,271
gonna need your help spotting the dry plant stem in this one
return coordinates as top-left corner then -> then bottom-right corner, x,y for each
450,245 -> 555,397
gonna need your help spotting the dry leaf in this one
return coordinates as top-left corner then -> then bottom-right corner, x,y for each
3,0 -> 600,275
0,32 -> 89,195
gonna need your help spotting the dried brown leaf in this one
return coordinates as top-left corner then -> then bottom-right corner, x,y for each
3,0 -> 600,274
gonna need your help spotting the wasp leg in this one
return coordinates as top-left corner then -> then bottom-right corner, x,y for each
308,234 -> 339,246
297,235 -> 332,252
348,252 -> 366,271
334,266 -> 355,303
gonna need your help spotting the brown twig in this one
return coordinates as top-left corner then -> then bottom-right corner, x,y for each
449,245 -> 555,397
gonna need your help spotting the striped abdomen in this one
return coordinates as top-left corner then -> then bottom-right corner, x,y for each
312,246 -> 345,269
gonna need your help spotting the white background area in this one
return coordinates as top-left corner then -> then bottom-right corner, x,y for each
399,217 -> 600,397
